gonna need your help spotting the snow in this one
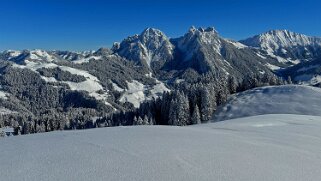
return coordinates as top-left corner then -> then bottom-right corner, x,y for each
72,56 -> 101,64
0,107 -> 16,115
0,91 -> 8,99
175,79 -> 185,84
214,85 -> 321,121
253,30 -> 321,50
265,63 -> 281,70
149,80 -> 170,97
295,74 -> 321,85
0,126 -> 14,133
29,50 -> 56,62
256,53 -> 267,59
297,65 -> 319,72
58,66 -> 100,82
119,80 -> 169,108
63,80 -> 103,93
12,61 -> 111,105
1,83 -> 321,180
119,80 -> 147,108
13,61 -> 104,93
12,60 -> 168,108
178,27 -> 222,61
241,30 -> 321,64
1,114 -> 321,180
3,50 -> 21,59
225,39 -> 247,49
112,82 -> 124,92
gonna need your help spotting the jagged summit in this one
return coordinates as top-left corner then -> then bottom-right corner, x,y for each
188,26 -> 218,34
113,27 -> 174,69
141,28 -> 165,37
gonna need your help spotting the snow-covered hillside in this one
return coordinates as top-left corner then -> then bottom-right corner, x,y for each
214,85 -> 321,121
1,114 -> 321,181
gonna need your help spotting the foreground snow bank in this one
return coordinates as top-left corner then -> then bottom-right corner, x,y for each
1,114 -> 321,181
214,85 -> 321,121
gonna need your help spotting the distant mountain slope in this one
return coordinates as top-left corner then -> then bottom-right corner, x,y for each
214,85 -> 321,121
240,30 -> 321,65
1,114 -> 321,181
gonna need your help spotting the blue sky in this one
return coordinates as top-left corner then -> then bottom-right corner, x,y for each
0,0 -> 320,51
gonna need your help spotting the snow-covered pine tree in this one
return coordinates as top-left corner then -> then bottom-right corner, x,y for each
168,99 -> 178,125
191,104 -> 201,124
228,76 -> 237,94
287,76 -> 293,84
143,115 -> 149,125
137,116 -> 144,125
149,117 -> 154,125
200,88 -> 213,122
176,92 -> 190,126
133,116 -> 138,125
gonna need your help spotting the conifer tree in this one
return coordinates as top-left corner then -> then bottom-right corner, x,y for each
191,105 -> 201,124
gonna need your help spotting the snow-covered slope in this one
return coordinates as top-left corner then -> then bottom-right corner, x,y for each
0,49 -> 58,64
1,114 -> 321,181
119,79 -> 169,108
214,85 -> 321,121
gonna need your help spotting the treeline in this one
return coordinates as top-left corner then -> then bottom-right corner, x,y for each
0,67 -> 288,136
125,72 -> 287,126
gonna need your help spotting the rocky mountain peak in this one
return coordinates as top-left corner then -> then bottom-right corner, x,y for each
113,28 -> 174,69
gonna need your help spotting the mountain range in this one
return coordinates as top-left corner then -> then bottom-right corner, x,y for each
0,27 -> 320,131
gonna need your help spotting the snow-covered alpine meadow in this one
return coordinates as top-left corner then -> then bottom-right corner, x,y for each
1,85 -> 321,181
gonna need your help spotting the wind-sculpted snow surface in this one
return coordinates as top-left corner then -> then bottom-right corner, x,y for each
214,85 -> 321,121
1,114 -> 321,181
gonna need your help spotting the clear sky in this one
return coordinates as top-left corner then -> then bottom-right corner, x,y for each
0,0 -> 320,51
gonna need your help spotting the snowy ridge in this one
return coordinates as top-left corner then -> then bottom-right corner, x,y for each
225,39 -> 247,49
241,30 -> 321,50
240,30 -> 321,64
72,55 -> 102,64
